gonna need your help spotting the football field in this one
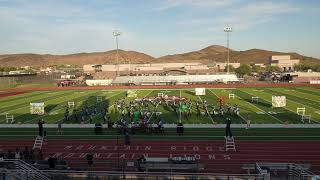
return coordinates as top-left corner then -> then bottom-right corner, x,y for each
0,86 -> 320,124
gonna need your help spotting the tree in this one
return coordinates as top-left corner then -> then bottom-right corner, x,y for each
0,66 -> 17,72
294,63 -> 320,72
235,64 -> 252,77
224,65 -> 235,72
265,65 -> 281,72
252,65 -> 264,73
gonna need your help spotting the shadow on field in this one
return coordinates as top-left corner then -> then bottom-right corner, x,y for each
68,95 -> 113,124
242,97 -> 271,108
45,104 -> 59,113
235,90 -> 271,108
185,90 -> 195,96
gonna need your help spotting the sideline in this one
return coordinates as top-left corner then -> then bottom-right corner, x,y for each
1,134 -> 320,138
2,83 -> 320,92
1,123 -> 320,128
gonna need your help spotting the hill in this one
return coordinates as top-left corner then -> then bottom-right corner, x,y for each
0,50 -> 155,67
0,45 -> 318,67
157,45 -> 320,64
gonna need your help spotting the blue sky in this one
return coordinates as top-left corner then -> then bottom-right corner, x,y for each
0,0 -> 319,58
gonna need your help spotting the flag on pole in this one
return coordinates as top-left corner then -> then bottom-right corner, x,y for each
179,104 -> 187,112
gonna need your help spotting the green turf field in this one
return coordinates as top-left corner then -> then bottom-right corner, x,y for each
0,86 -> 319,124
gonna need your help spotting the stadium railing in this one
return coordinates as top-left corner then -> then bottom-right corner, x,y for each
1,159 -> 51,180
39,170 -> 265,180
2,123 -> 320,128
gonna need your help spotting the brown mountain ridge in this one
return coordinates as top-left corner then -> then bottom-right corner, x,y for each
0,45 -> 318,67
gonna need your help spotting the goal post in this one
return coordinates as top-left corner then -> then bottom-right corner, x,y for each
251,96 -> 259,103
68,101 -> 75,108
229,94 -> 235,99
296,107 -> 306,115
5,113 -> 14,124
301,115 -> 311,123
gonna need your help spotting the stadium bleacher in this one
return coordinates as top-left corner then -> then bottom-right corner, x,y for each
112,74 -> 240,85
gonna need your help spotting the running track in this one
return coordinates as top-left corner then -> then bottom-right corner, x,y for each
0,91 -> 27,98
1,83 -> 320,92
1,139 -> 320,174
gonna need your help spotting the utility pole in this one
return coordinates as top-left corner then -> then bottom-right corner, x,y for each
113,30 -> 121,76
224,26 -> 232,74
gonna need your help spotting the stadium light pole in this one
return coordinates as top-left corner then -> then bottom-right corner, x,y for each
224,25 -> 232,74
113,30 -> 121,76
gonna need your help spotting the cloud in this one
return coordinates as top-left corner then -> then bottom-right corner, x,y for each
176,1 -> 299,32
0,0 -> 315,58
225,2 -> 299,30
0,0 -> 113,24
0,0 -> 122,54
156,0 -> 237,11
230,2 -> 299,16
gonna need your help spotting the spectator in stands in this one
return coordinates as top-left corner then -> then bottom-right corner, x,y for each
29,149 -> 35,160
7,150 -> 15,159
0,150 -> 4,167
0,149 -> 5,169
0,151 -> 4,160
23,146 -> 30,160
86,153 -> 94,167
38,119 -> 45,136
37,150 -> 44,161
225,118 -> 233,139
48,155 -> 57,169
15,148 -> 21,159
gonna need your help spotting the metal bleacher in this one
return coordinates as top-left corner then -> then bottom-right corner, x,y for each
242,162 -> 319,180
1,159 -> 51,180
112,74 -> 239,85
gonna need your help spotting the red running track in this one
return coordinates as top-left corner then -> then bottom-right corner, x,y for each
1,139 -> 320,174
1,83 -> 320,92
0,91 -> 27,98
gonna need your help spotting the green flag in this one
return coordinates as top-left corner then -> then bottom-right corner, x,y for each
179,104 -> 187,112
133,111 -> 139,122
